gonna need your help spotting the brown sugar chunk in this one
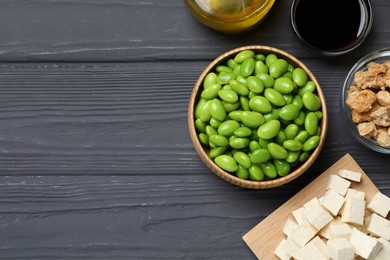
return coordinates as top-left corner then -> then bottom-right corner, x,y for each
370,106 -> 390,127
357,122 -> 377,138
376,128 -> 390,147
377,90 -> 390,107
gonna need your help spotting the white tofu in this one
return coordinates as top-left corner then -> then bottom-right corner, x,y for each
319,217 -> 342,240
290,221 -> 318,247
366,213 -> 390,240
341,197 -> 365,226
284,237 -> 303,259
374,237 -> 390,260
274,239 -> 291,260
303,197 -> 320,209
349,228 -> 383,259
338,169 -> 362,182
345,188 -> 366,201
282,217 -> 299,237
367,191 -> 390,218
292,207 -> 305,225
321,189 -> 346,216
329,222 -> 353,239
299,243 -> 328,260
303,203 -> 333,231
306,236 -> 328,257
327,174 -> 351,196
327,238 -> 354,260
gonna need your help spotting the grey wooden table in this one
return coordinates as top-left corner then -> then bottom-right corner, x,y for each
0,1 -> 389,259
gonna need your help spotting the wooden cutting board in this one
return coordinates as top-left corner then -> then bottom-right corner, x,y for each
242,153 -> 385,260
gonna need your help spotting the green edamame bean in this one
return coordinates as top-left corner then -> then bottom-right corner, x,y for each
267,142 -> 288,159
218,120 -> 240,136
294,130 -> 309,144
264,88 -> 286,106
195,98 -> 206,119
249,96 -> 272,114
269,59 -> 289,79
294,111 -> 306,126
298,81 -> 316,97
229,136 -> 250,149
255,53 -> 266,61
240,111 -> 265,128
209,117 -> 222,129
292,95 -> 303,110
254,60 -> 268,75
257,119 -> 281,139
236,165 -> 249,179
284,124 -> 299,140
259,137 -> 272,149
233,151 -> 252,169
234,126 -> 253,137
247,76 -> 264,93
286,151 -> 300,163
305,112 -> 319,135
215,155 -> 238,173
274,159 -> 291,177
218,89 -> 238,103
205,125 -> 218,137
204,72 -> 218,89
257,73 -> 275,88
315,111 -> 323,120
260,161 -> 278,179
302,92 -> 322,111
249,164 -> 265,181
236,76 -> 248,86
230,80 -> 249,96
227,59 -> 239,70
223,101 -> 240,112
299,151 -> 310,163
283,94 -> 293,104
201,83 -> 222,100
240,58 -> 255,77
208,146 -> 227,159
276,130 -> 287,145
233,65 -> 241,76
195,119 -> 206,133
248,91 -> 258,99
263,109 -> 280,122
283,140 -> 303,151
199,100 -> 212,122
250,148 -> 271,164
209,134 -> 229,147
265,53 -> 278,67
215,65 -> 232,73
302,136 -> 320,152
210,99 -> 226,121
282,71 -> 293,80
198,133 -> 209,147
218,71 -> 236,85
234,50 -> 255,63
240,96 -> 250,111
292,68 -> 308,87
274,77 -> 294,94
279,104 -> 300,121
228,110 -> 242,121
249,140 -> 261,152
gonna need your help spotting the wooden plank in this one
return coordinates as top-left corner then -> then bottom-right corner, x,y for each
242,154 -> 388,259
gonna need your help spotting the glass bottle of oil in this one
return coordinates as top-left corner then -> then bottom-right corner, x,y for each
183,0 -> 275,33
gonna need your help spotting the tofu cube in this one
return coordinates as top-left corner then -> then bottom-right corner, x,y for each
299,243 -> 328,260
366,213 -> 390,240
327,174 -> 351,196
303,203 -> 333,231
329,222 -> 353,239
282,217 -> 299,237
303,197 -> 320,209
292,207 -> 305,225
321,189 -> 346,216
306,236 -> 328,257
367,191 -> 390,218
327,238 -> 354,260
375,237 -> 390,260
284,237 -> 303,259
341,197 -> 365,226
338,169 -> 362,182
290,221 -> 318,247
349,228 -> 383,259
274,239 -> 291,260
319,217 -> 342,240
345,188 -> 366,201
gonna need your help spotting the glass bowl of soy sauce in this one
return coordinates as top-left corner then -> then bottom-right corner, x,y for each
290,0 -> 373,56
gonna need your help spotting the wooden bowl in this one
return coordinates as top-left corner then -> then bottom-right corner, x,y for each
188,46 -> 328,189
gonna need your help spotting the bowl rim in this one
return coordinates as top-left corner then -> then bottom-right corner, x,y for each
341,47 -> 390,154
290,0 -> 374,56
188,45 -> 328,189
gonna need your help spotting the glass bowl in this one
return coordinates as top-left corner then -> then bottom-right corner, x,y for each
341,48 -> 390,154
188,45 -> 328,189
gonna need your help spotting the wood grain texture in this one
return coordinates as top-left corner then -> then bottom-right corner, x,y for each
0,0 -> 389,259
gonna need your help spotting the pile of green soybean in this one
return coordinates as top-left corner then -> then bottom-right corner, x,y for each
194,50 -> 323,181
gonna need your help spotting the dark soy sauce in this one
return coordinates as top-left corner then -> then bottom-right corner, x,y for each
294,0 -> 365,51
